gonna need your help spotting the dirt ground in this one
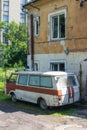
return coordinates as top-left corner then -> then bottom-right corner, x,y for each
0,103 -> 87,130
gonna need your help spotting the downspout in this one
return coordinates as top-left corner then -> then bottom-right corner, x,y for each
30,14 -> 34,71
79,63 -> 82,101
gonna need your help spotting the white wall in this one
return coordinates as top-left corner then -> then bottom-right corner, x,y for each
9,0 -> 20,23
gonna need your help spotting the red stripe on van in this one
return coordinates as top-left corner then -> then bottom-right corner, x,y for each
6,83 -> 62,97
72,87 -> 74,102
68,87 -> 74,103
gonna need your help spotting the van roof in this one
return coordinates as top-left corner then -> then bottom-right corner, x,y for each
12,71 -> 68,76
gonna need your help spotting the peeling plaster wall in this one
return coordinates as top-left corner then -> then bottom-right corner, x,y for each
27,0 -> 87,100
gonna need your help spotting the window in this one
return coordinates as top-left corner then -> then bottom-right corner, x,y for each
34,17 -> 40,36
3,15 -> 8,22
3,4 -> 9,12
50,62 -> 65,71
49,9 -> 66,40
4,0 -> 9,1
29,75 -> 40,86
18,75 -> 28,85
3,0 -> 9,22
34,62 -> 39,71
20,0 -> 27,23
20,13 -> 26,23
20,0 -> 26,5
3,35 -> 8,44
40,76 -> 52,88
9,74 -> 18,83
67,76 -> 77,87
29,75 -> 52,88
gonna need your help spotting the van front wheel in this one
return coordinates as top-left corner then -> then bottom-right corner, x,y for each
11,93 -> 17,102
39,99 -> 48,110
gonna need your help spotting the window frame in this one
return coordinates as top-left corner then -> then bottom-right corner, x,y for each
28,75 -> 53,88
48,9 -> 66,41
34,16 -> 40,37
40,76 -> 53,88
17,74 -> 29,86
34,61 -> 39,71
29,75 -> 40,87
50,61 -> 66,71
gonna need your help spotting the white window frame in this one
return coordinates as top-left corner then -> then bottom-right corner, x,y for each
48,9 -> 66,41
34,61 -> 39,71
34,16 -> 39,37
50,60 -> 66,71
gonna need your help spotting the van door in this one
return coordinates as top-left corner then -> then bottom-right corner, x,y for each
57,77 -> 69,105
57,75 -> 80,105
16,74 -> 29,100
67,75 -> 80,104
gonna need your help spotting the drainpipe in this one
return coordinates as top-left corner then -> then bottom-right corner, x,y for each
30,14 -> 34,71
79,63 -> 82,101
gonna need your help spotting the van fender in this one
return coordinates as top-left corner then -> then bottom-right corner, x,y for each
9,90 -> 15,96
37,97 -> 48,110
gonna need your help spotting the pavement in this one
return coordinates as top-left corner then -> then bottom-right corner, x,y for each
55,125 -> 87,130
65,103 -> 87,130
76,103 -> 87,117
0,102 -> 87,130
55,103 -> 87,130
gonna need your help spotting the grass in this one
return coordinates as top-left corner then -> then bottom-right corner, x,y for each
0,67 -> 77,116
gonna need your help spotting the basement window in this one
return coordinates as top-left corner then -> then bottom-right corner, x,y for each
50,62 -> 65,71
48,9 -> 66,40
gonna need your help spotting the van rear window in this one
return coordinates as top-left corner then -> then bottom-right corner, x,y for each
67,76 -> 77,86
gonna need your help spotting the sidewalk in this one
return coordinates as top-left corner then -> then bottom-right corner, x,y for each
55,104 -> 87,130
76,103 -> 87,117
55,124 -> 87,130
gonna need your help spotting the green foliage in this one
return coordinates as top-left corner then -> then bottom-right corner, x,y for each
0,21 -> 6,29
2,21 -> 28,67
4,22 -> 27,44
3,42 -> 27,67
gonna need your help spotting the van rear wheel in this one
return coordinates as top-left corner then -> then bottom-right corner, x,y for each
39,99 -> 48,110
11,93 -> 17,102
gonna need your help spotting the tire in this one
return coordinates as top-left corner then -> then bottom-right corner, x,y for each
39,99 -> 48,110
11,93 -> 17,102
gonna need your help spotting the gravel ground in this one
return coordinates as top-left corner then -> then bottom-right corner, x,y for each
0,103 -> 87,130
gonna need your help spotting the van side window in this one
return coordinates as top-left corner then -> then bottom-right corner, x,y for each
40,76 -> 52,88
29,75 -> 40,86
67,76 -> 77,86
18,75 -> 28,85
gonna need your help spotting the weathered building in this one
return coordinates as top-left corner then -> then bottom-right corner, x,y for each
24,0 -> 87,100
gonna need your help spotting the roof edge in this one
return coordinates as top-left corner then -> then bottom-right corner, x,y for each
23,0 -> 39,9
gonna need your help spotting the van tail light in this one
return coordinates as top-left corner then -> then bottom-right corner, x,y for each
57,90 -> 62,101
58,96 -> 62,101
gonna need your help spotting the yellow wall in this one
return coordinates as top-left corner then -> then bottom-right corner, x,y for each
26,0 -> 87,54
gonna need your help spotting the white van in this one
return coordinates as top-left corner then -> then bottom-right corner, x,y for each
5,71 -> 80,109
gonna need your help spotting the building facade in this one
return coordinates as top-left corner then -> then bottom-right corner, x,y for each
0,0 -> 28,43
24,0 -> 87,101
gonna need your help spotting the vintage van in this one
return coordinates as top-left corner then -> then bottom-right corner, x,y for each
5,71 -> 80,109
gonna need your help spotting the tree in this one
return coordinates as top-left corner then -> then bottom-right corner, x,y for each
3,21 -> 27,67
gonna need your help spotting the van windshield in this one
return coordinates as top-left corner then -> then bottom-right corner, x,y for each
67,75 -> 77,86
8,74 -> 18,83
